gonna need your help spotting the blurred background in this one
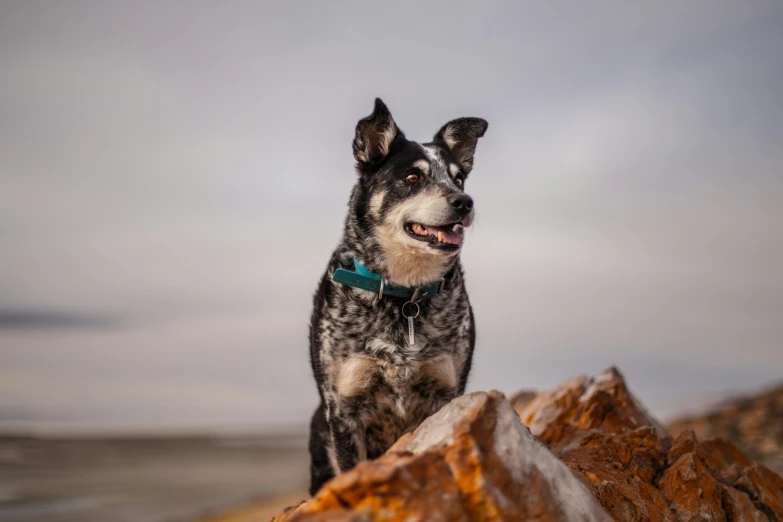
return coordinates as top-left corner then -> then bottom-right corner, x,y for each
1,1 -> 782,521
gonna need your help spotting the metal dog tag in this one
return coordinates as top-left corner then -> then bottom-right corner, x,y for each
401,301 -> 420,346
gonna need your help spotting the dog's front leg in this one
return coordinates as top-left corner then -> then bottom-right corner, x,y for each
328,407 -> 362,473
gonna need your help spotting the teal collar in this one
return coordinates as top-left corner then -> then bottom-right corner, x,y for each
332,259 -> 445,300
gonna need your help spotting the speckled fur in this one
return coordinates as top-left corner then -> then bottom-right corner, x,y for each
308,99 -> 487,495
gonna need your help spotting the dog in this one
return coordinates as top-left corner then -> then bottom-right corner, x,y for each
308,98 -> 487,495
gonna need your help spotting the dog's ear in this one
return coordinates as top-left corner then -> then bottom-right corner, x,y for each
433,117 -> 488,174
353,98 -> 402,166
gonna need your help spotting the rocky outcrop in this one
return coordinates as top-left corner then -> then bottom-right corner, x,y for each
514,368 -> 783,522
275,390 -> 610,522
271,369 -> 783,522
668,384 -> 783,476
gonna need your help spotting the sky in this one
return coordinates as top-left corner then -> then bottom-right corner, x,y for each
1,1 -> 782,434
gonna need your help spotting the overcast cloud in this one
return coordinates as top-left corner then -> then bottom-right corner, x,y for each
1,1 -> 782,433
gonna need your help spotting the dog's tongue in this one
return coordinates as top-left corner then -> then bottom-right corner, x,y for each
424,225 -> 463,245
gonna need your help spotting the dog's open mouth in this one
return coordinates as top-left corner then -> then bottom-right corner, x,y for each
404,222 -> 464,250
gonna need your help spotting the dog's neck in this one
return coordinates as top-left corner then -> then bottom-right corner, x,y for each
372,246 -> 457,288
341,230 -> 459,289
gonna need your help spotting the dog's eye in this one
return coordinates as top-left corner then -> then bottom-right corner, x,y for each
406,173 -> 419,183
455,178 -> 464,187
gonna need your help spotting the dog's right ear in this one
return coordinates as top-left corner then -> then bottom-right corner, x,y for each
353,98 -> 402,166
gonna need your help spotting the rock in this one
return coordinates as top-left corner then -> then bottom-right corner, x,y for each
558,427 -> 674,522
272,369 -> 783,522
515,367 -> 668,451
276,391 -> 611,522
508,389 -> 537,412
658,452 -> 725,522
667,430 -> 698,466
668,383 -> 783,476
515,367 -> 782,522
281,512 -> 370,522
734,464 -> 783,521
516,368 -> 674,522
721,485 -> 771,522
390,391 -> 611,522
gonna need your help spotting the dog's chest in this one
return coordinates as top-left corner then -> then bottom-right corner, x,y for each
335,334 -> 460,456
336,335 -> 458,400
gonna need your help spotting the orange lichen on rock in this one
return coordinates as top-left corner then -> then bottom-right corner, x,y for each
517,367 -> 781,522
271,368 -> 783,522
275,391 -> 609,522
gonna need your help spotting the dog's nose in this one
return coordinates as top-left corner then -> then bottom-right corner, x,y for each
448,193 -> 474,214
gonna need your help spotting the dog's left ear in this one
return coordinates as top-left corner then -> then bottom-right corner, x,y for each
433,117 -> 488,174
353,98 -> 402,166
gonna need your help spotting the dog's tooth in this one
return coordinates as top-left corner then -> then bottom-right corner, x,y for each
452,224 -> 464,235
438,231 -> 443,243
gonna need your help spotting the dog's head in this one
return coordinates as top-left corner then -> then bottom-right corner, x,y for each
347,98 -> 488,288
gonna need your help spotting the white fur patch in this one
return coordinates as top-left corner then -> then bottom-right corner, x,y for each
395,396 -> 407,417
420,356 -> 458,390
366,337 -> 398,355
337,356 -> 375,397
355,126 -> 397,163
441,125 -> 458,150
326,443 -> 339,473
413,159 -> 430,174
421,144 -> 454,184
449,164 -> 459,177
422,145 -> 444,168
369,191 -> 386,217
378,126 -> 396,157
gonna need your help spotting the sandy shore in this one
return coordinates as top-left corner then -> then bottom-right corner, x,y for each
196,492 -> 308,522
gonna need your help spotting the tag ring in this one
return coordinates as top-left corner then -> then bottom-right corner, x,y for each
401,301 -> 420,319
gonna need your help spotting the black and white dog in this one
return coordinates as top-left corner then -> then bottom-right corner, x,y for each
308,98 -> 487,495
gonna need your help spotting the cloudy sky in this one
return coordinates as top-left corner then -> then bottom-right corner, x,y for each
1,1 -> 782,433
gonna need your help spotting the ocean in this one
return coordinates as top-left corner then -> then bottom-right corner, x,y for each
0,435 -> 309,522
